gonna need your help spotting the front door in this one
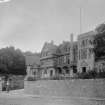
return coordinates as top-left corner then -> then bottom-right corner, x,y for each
82,67 -> 86,73
50,70 -> 53,77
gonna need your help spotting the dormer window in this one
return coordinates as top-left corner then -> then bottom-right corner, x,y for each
46,52 -> 48,56
82,40 -> 85,47
47,51 -> 50,56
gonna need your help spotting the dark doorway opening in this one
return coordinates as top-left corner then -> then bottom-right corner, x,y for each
50,70 -> 53,77
73,66 -> 77,73
82,67 -> 86,73
57,68 -> 62,74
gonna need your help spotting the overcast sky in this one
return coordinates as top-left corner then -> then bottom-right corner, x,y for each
0,0 -> 105,52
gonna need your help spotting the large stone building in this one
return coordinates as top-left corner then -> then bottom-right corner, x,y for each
26,34 -> 78,79
40,41 -> 58,78
77,29 -> 105,74
40,34 -> 78,78
77,31 -> 97,73
26,28 -> 105,79
56,41 -> 78,77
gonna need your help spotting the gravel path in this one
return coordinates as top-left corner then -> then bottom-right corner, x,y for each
0,89 -> 105,105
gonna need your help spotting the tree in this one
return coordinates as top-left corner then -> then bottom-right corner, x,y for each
0,47 -> 26,75
94,23 -> 105,60
95,23 -> 105,33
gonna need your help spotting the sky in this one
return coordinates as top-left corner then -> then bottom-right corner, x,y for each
0,0 -> 105,52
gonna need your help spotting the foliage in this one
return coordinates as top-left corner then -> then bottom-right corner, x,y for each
94,32 -> 105,60
94,23 -> 105,60
96,71 -> 105,78
9,75 -> 25,90
0,46 -> 26,75
2,75 -> 24,91
95,23 -> 105,33
27,76 -> 36,81
77,70 -> 105,79
77,70 -> 97,79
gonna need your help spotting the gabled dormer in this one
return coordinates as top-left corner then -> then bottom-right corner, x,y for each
40,41 -> 58,59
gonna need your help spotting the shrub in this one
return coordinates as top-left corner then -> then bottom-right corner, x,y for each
27,76 -> 36,81
77,70 -> 97,79
96,71 -> 105,78
77,70 -> 105,79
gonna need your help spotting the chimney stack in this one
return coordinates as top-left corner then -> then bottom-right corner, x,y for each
70,33 -> 74,43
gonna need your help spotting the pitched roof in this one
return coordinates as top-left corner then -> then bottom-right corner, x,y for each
41,42 -> 57,54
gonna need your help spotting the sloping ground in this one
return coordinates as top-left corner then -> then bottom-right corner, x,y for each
24,79 -> 105,98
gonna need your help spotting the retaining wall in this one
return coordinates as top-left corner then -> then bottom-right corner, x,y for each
24,79 -> 105,98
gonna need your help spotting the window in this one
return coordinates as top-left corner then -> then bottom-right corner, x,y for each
73,66 -> 77,73
68,47 -> 70,52
79,50 -> 81,60
88,48 -> 91,58
68,59 -> 70,64
46,52 -> 47,56
62,56 -> 64,63
58,57 -> 60,65
85,39 -> 88,46
33,71 -> 36,75
66,55 -> 68,63
65,47 -> 67,52
66,69 -> 69,74
81,49 -> 87,59
82,40 -> 85,47
44,69 -> 47,74
60,56 -> 62,64
59,57 -> 62,64
89,40 -> 93,45
64,56 -> 66,63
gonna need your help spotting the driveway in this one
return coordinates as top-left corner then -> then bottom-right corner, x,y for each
0,89 -> 105,105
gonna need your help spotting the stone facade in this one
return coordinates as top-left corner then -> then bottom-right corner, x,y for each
40,35 -> 78,78
56,41 -> 78,77
25,35 -> 78,78
40,41 -> 58,78
77,31 -> 97,73
26,30 -> 105,79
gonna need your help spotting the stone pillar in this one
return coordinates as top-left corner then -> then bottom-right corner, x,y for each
70,33 -> 74,77
27,65 -> 32,77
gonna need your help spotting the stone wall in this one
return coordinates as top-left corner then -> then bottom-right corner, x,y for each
10,75 -> 24,90
24,79 -> 105,98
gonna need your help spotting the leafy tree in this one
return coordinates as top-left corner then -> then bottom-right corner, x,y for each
0,63 -> 8,74
0,47 -> 26,75
95,23 -> 105,33
94,23 -> 105,60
